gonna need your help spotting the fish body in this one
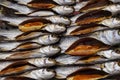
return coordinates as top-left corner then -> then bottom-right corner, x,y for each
0,0 -> 35,14
0,58 -> 56,71
71,10 -> 112,26
0,0 -> 74,15
90,29 -> 120,45
0,45 -> 60,59
21,68 -> 55,80
55,66 -> 81,79
15,0 -> 76,5
97,47 -> 120,59
99,18 -> 120,28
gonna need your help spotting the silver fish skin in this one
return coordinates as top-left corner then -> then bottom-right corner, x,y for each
0,45 -> 60,59
55,54 -> 82,65
45,15 -> 71,25
0,58 -> 56,71
0,42 -> 21,51
42,24 -> 66,33
64,26 -> 80,35
103,4 -> 120,15
0,0 -> 74,15
28,58 -> 56,67
37,45 -> 60,56
55,66 -> 81,79
0,34 -> 59,51
15,0 -> 76,5
0,0 -> 35,14
70,13 -> 85,24
58,36 -> 80,53
74,1 -> 89,11
91,62 -> 120,74
110,0 -> 120,3
52,6 -> 74,15
99,18 -> 120,28
0,14 -> 70,26
21,68 -> 55,80
33,34 -> 60,45
90,29 -> 120,45
14,0 -> 32,5
0,24 -> 22,40
53,0 -> 76,5
98,49 -> 120,59
28,11 -> 55,17
0,15 -> 33,26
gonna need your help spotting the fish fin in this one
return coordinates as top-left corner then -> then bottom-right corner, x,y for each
4,76 -> 36,80
67,68 -> 108,80
65,37 -> 110,56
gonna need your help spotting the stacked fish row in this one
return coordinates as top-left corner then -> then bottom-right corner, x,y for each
0,0 -> 120,80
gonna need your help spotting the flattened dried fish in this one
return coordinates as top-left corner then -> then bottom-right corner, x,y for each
90,29 -> 120,45
64,37 -> 110,56
67,68 -> 108,80
0,45 -> 60,59
0,0 -> 74,15
71,10 -> 112,26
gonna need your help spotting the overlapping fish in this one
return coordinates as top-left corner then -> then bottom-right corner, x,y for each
0,0 -> 75,15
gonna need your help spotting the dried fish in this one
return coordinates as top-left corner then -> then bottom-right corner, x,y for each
90,29 -> 120,45
79,0 -> 112,12
0,62 -> 36,77
0,0 -> 35,14
110,0 -> 120,3
99,17 -> 120,28
14,0 -> 76,5
71,10 -> 112,26
78,0 -> 120,15
97,46 -> 120,59
55,66 -> 81,79
20,68 -> 55,80
19,18 -> 66,32
74,0 -> 89,11
2,76 -> 36,80
67,68 -> 108,80
0,33 -> 60,52
0,45 -> 60,59
0,58 -> 56,71
0,0 -> 74,15
0,12 -> 70,26
65,23 -> 109,36
90,61 -> 120,74
64,37 -> 110,56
